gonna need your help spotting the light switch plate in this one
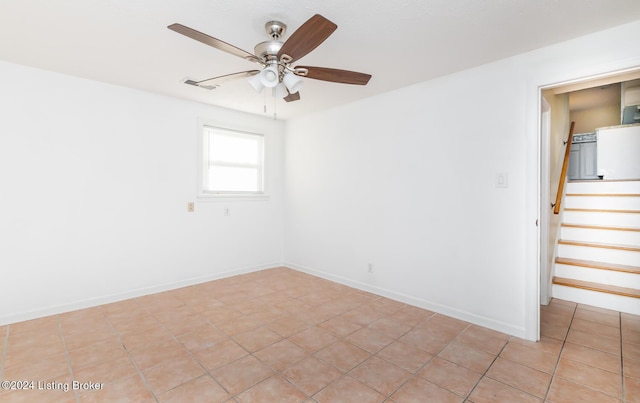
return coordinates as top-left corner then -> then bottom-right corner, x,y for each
495,172 -> 508,188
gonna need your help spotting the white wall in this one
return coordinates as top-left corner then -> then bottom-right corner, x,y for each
284,19 -> 640,339
571,104 -> 621,133
0,61 -> 285,325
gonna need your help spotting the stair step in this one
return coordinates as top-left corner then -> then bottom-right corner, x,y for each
552,276 -> 640,298
555,259 -> 640,289
555,257 -> 640,274
566,179 -> 640,194
564,194 -> 640,210
562,209 -> 640,227
566,193 -> 640,197
558,239 -> 640,252
564,208 -> 640,214
560,224 -> 640,245
557,240 -> 640,266
561,223 -> 640,232
552,282 -> 640,315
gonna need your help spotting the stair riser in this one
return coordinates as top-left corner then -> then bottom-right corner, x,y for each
557,244 -> 640,266
552,284 -> 640,315
566,181 -> 640,194
560,227 -> 640,246
564,196 -> 640,210
554,264 -> 640,288
562,211 -> 640,227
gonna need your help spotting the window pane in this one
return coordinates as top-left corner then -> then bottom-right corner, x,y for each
209,132 -> 261,164
201,126 -> 265,195
207,166 -> 260,192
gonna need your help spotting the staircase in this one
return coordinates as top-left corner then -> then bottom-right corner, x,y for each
552,179 -> 640,315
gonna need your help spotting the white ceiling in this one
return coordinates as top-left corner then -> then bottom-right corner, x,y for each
1,0 -> 640,120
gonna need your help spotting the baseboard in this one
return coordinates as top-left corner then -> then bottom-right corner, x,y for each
285,262 -> 526,339
0,262 -> 282,326
2,261 -> 527,340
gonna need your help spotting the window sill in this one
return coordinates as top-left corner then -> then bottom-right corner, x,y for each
197,193 -> 270,202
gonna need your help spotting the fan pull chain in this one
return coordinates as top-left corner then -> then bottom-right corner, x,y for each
273,92 -> 277,120
263,90 -> 267,114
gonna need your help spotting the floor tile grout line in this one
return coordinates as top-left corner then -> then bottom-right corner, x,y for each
561,305 -> 628,401
242,299 -> 427,400
178,338 -> 247,399
123,285 -> 287,399
100,306 -> 160,403
343,328 -> 432,400
567,304 -> 626,403
542,301 -> 577,402
389,321 -> 471,401
462,333 -> 515,403
58,315 -> 81,403
253,360 -> 312,401
561,310 -> 624,403
279,326 -> 360,399
278,293 -> 495,401
342,315 -> 475,401
151,290 -> 343,400
302,326 -> 403,400
133,299 -> 240,400
291,314 -> 374,397
232,297 -> 372,400
224,304 -> 319,398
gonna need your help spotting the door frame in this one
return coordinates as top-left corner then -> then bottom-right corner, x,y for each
532,66 -> 640,341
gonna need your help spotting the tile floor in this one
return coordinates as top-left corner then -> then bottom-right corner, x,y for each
0,267 -> 638,402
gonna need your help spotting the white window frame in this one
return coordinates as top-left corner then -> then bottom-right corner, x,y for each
197,123 -> 269,201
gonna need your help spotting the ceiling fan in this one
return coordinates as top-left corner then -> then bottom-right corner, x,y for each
168,14 -> 372,102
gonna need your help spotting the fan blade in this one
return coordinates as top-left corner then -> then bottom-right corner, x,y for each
184,71 -> 259,90
195,70 -> 260,88
168,23 -> 261,63
284,91 -> 301,102
277,14 -> 337,62
297,66 -> 371,85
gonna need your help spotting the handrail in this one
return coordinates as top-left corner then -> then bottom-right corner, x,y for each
553,121 -> 576,214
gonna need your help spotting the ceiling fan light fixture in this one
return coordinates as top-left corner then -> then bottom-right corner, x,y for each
248,73 -> 265,93
283,71 -> 303,94
273,83 -> 288,98
259,65 -> 279,88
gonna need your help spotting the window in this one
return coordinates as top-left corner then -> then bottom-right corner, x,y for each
200,125 -> 265,197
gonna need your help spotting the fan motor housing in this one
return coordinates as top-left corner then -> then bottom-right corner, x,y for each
254,40 -> 282,59
254,20 -> 286,60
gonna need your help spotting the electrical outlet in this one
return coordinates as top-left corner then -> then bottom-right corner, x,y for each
367,263 -> 374,273
187,202 -> 195,212
224,208 -> 230,216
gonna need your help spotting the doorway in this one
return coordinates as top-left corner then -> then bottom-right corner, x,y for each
538,68 -> 640,312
